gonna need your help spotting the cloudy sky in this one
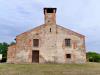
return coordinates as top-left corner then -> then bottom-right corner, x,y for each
0,0 -> 100,53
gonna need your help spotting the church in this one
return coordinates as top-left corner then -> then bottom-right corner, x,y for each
7,8 -> 86,64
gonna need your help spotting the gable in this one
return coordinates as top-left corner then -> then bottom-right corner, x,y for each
16,24 -> 85,39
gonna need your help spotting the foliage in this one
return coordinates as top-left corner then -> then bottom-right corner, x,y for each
86,52 -> 100,62
0,42 -> 9,62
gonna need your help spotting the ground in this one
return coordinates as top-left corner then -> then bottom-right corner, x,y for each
0,62 -> 100,75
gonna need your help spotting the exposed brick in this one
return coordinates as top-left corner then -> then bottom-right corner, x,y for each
7,8 -> 86,64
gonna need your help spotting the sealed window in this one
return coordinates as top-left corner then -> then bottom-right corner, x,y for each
33,39 -> 39,47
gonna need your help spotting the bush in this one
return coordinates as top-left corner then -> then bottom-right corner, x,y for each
86,52 -> 100,62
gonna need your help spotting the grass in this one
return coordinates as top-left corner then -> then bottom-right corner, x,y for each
0,62 -> 100,75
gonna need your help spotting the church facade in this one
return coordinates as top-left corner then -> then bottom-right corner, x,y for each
7,8 -> 86,64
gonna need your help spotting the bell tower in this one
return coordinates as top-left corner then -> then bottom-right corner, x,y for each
44,8 -> 57,25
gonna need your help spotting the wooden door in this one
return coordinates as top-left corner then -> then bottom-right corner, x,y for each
32,50 -> 39,63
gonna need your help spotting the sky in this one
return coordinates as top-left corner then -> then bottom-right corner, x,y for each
0,0 -> 100,53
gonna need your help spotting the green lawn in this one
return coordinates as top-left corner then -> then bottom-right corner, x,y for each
0,62 -> 100,75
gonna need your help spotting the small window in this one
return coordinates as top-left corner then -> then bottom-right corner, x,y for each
33,39 -> 39,47
66,54 -> 71,58
50,28 -> 51,32
65,39 -> 71,47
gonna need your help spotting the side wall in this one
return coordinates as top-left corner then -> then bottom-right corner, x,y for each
56,26 -> 86,63
7,45 -> 16,63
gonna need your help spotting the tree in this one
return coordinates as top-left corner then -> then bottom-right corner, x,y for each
86,52 -> 100,62
0,42 -> 9,62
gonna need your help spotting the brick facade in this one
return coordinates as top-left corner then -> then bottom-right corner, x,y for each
7,8 -> 86,64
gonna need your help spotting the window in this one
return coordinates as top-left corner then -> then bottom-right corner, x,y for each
50,28 -> 51,32
33,39 -> 39,47
65,39 -> 71,47
66,54 -> 71,58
